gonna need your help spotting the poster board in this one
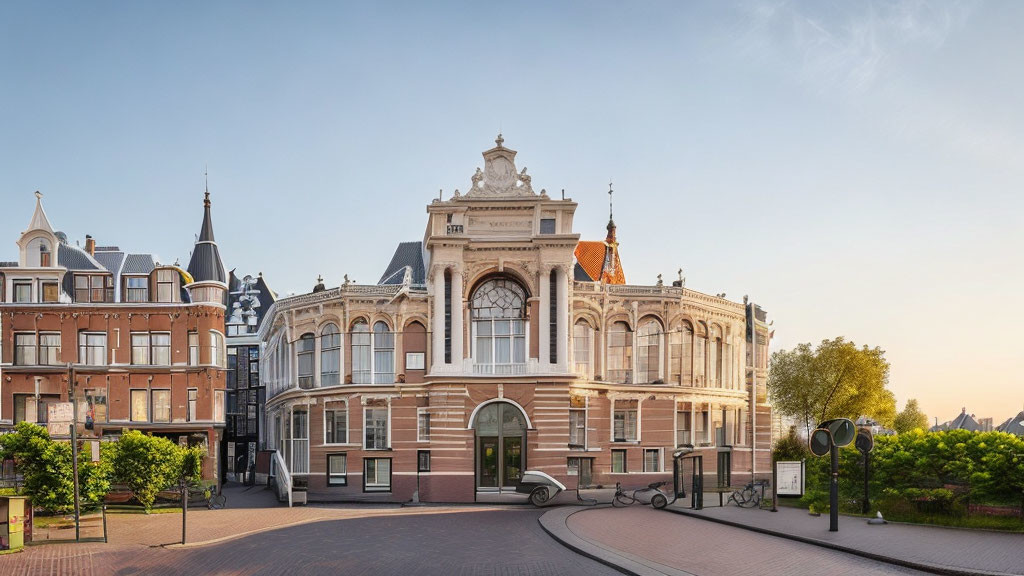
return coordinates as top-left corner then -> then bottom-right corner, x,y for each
775,460 -> 805,497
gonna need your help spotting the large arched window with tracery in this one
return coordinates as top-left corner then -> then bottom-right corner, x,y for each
636,320 -> 662,384
670,321 -> 694,385
471,277 -> 527,374
573,319 -> 594,378
320,323 -> 341,386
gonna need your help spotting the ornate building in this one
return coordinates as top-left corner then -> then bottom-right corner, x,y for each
260,137 -> 772,502
0,191 -> 229,480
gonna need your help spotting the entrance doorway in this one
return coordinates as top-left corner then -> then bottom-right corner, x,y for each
472,402 -> 527,490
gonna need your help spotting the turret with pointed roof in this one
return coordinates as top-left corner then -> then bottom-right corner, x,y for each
187,190 -> 227,284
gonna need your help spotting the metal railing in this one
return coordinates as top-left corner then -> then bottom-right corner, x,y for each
270,450 -> 293,508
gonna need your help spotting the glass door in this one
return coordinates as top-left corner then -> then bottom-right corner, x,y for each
478,437 -> 498,488
501,436 -> 522,487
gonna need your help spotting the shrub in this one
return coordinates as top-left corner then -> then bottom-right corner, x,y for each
110,430 -> 204,511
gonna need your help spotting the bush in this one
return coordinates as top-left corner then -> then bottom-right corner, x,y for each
110,430 -> 205,511
773,426 -> 809,462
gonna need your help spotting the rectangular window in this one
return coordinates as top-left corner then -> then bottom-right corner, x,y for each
405,352 -> 425,370
296,335 -> 314,388
327,454 -> 348,486
418,450 -> 431,472
417,410 -> 431,442
152,333 -> 170,365
325,405 -> 347,444
187,388 -> 198,421
611,449 -> 627,474
131,333 -> 150,365
676,409 -> 692,446
14,282 -> 32,303
78,332 -> 106,366
549,272 -> 557,364
569,395 -> 587,448
364,407 -> 388,450
74,275 -> 89,302
696,407 -> 709,444
90,275 -> 104,302
188,332 -> 199,366
39,333 -> 61,365
363,458 -> 392,492
573,322 -> 592,378
152,390 -> 171,423
157,270 -> 177,303
14,333 -> 36,365
41,282 -> 59,303
540,218 -> 556,234
130,389 -> 148,422
84,389 -> 107,425
613,402 -> 638,442
289,408 -> 309,474
444,272 -> 451,364
125,276 -> 148,302
643,449 -> 661,473
210,331 -> 225,367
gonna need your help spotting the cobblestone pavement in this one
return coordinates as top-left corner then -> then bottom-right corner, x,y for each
0,496 -> 620,576
567,505 -> 936,576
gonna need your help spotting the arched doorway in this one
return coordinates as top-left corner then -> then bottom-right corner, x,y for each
472,401 -> 528,490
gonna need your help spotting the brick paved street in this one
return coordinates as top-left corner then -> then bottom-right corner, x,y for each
566,505 -> 935,576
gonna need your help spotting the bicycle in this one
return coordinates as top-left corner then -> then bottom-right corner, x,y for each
612,481 -> 672,509
728,479 -> 768,508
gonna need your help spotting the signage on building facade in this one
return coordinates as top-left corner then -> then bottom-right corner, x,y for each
466,214 -> 533,236
46,402 -> 74,436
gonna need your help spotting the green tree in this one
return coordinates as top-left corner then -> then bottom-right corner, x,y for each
0,422 -> 111,513
111,430 -> 201,511
768,337 -> 895,437
892,398 -> 929,434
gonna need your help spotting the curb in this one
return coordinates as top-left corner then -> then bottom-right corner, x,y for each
164,516 -> 334,549
538,506 -> 695,576
663,507 -> 1016,576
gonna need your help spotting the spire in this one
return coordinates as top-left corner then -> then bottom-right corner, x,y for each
186,183 -> 226,284
27,191 -> 55,235
605,181 -> 617,243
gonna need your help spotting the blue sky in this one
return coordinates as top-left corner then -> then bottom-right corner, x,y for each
2,1 -> 1021,423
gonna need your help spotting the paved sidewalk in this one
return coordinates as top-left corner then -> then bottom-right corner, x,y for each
542,504 -> 934,576
667,503 -> 1024,576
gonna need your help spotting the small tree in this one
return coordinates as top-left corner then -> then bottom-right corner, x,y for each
772,426 -> 809,462
0,422 -> 111,514
892,398 -> 929,434
111,430 -> 189,511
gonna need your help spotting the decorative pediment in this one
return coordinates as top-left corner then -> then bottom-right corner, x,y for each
463,134 -> 536,198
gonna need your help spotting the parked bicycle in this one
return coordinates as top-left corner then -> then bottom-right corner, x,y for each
728,479 -> 769,508
612,481 -> 672,509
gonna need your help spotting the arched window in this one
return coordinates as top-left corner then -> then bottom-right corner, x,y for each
471,277 -> 527,374
710,325 -> 723,387
636,320 -> 662,383
209,330 -> 226,368
373,321 -> 395,384
573,320 -> 594,378
351,320 -> 371,384
694,323 -> 707,387
607,321 -> 633,384
296,333 -> 315,388
670,321 -> 694,385
320,324 -> 341,386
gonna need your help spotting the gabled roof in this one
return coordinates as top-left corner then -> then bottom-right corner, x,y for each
997,411 -> 1024,436
573,240 -> 625,284
379,241 -> 426,285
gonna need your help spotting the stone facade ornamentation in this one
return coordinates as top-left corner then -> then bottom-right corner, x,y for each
464,134 -> 536,198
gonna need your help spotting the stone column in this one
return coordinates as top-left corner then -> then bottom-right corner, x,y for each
556,266 -> 568,371
538,266 -> 550,368
451,268 -> 464,370
431,266 -> 445,371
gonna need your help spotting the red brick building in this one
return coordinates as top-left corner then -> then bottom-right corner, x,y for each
0,191 -> 229,479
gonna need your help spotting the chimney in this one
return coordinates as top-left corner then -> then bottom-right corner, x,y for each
85,235 -> 95,256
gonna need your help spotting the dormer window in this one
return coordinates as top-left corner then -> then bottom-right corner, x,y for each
14,282 -> 32,303
156,270 -> 179,303
125,276 -> 148,302
74,274 -> 113,303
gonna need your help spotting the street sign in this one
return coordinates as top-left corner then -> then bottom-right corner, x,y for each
775,461 -> 805,496
46,402 -> 75,437
810,428 -> 832,457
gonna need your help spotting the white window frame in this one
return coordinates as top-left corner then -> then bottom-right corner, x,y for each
363,457 -> 392,492
151,389 -> 171,423
209,330 -> 226,368
14,332 -> 36,366
327,453 -> 348,486
323,400 -> 349,446
405,352 -> 425,371
363,405 -> 391,450
188,332 -> 199,366
611,399 -> 640,443
643,447 -> 663,473
78,332 -> 107,366
320,324 -> 341,386
569,395 -> 588,449
417,408 -> 431,442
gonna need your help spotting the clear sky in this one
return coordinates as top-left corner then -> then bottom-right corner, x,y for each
2,1 -> 1021,425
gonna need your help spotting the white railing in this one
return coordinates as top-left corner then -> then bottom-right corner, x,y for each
271,450 -> 293,508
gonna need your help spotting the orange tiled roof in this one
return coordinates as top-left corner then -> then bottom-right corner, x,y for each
574,240 -> 626,284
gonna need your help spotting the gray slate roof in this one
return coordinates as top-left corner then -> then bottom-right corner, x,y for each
931,409 -> 981,432
123,253 -> 155,275
94,250 -> 125,274
57,243 -> 101,271
0,262 -> 16,268
574,262 -> 595,282
378,241 -> 425,285
997,411 -> 1024,436
186,195 -> 226,284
